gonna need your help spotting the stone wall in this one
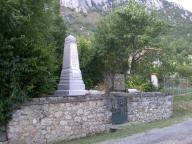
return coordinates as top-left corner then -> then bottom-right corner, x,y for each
1,92 -> 173,144
6,95 -> 111,144
110,92 -> 173,123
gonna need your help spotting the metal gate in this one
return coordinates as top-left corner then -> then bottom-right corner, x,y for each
111,96 -> 127,124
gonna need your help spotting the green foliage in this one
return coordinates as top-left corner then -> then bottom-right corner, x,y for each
78,37 -> 93,69
176,65 -> 192,78
143,82 -> 158,92
126,75 -> 157,92
93,0 -> 169,90
127,75 -> 147,89
0,0 -> 66,125
161,36 -> 192,66
160,36 -> 192,80
78,36 -> 103,89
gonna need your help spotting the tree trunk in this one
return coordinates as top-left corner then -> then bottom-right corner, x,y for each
127,54 -> 133,75
110,73 -> 115,91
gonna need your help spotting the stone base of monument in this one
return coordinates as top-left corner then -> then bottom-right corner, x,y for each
55,90 -> 87,97
55,79 -> 87,96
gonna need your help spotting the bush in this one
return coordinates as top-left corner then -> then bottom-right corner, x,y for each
126,75 -> 158,92
78,37 -> 103,89
143,82 -> 158,92
176,65 -> 192,78
0,0 -> 66,125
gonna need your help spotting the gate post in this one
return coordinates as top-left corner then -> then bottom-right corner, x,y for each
0,125 -> 7,142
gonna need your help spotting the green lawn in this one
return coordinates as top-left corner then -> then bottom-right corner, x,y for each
55,95 -> 192,144
164,88 -> 192,96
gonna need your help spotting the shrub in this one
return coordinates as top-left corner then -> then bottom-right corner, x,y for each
176,65 -> 192,78
78,36 -> 103,89
126,75 -> 158,92
0,0 -> 66,125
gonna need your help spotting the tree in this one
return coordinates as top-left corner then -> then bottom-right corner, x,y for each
0,0 -> 66,125
78,36 -> 103,89
94,0 -> 168,90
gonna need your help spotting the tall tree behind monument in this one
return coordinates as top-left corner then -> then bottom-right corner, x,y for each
93,1 -> 169,90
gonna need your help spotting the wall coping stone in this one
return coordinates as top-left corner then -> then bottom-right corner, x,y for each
109,92 -> 171,97
19,92 -> 171,106
23,94 -> 105,106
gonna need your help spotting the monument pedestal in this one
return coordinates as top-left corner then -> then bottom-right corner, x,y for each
55,35 -> 87,96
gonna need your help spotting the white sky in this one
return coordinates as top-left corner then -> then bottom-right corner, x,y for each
167,0 -> 192,12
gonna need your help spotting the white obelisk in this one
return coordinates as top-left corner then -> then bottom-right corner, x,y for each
55,35 -> 87,96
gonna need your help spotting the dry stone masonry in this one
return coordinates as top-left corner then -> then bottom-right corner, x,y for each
1,92 -> 173,144
7,95 -> 111,144
110,92 -> 173,123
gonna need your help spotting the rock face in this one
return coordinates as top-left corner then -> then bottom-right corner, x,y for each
61,0 -> 109,13
60,0 -> 166,13
61,0 -> 192,38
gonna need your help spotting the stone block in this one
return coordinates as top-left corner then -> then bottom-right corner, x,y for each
41,118 -> 52,126
60,121 -> 67,126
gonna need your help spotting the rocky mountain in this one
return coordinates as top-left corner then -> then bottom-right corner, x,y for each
61,0 -> 164,13
60,0 -> 192,36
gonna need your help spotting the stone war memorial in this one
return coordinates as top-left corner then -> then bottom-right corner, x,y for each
55,35 -> 87,96
0,35 -> 173,144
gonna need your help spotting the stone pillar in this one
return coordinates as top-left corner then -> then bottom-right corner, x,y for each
105,74 -> 125,91
151,73 -> 158,88
55,35 -> 87,96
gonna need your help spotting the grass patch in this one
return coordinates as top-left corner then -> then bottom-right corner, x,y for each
164,88 -> 192,96
174,94 -> 192,102
56,95 -> 192,144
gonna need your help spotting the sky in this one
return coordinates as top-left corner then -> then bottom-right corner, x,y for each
167,0 -> 192,12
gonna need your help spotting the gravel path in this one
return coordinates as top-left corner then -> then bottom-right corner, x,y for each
98,119 -> 192,144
